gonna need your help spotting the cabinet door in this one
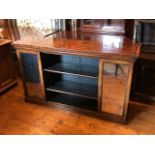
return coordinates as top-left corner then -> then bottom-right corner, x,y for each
99,60 -> 132,117
18,52 -> 45,102
0,45 -> 15,89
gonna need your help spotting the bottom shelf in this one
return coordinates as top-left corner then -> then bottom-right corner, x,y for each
46,92 -> 98,112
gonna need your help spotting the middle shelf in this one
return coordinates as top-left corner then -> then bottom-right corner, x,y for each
44,72 -> 98,99
43,62 -> 98,79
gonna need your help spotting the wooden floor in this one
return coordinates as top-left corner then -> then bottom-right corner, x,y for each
0,80 -> 155,135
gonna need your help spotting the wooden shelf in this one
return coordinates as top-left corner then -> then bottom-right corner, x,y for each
44,62 -> 98,79
47,92 -> 98,112
46,80 -> 97,100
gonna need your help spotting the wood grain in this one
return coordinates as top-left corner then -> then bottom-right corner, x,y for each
1,79 -> 155,134
102,75 -> 127,115
13,30 -> 140,61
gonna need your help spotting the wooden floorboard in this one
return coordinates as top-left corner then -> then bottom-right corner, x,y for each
0,79 -> 155,134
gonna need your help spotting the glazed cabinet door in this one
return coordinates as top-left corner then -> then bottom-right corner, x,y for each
17,51 -> 45,102
98,59 -> 133,120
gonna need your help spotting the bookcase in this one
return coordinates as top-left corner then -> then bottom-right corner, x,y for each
14,27 -> 140,122
16,46 -> 137,123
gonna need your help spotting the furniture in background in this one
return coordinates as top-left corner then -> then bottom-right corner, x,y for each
0,19 -> 18,93
0,39 -> 17,93
69,19 -> 134,40
131,20 -> 155,104
78,19 -> 125,34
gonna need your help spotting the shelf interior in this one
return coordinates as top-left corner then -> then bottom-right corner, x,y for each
41,52 -> 99,112
46,91 -> 98,112
44,72 -> 98,99
41,53 -> 99,78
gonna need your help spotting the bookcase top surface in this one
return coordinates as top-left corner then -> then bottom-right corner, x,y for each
13,30 -> 140,60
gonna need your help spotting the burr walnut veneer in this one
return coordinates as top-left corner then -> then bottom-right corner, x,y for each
13,30 -> 140,123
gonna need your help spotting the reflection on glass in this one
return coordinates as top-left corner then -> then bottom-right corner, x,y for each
102,35 -> 123,48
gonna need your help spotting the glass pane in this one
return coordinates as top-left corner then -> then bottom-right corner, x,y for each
102,62 -> 129,115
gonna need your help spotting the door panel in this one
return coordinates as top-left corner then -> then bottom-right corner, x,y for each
19,52 -> 45,101
101,62 -> 129,116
